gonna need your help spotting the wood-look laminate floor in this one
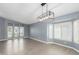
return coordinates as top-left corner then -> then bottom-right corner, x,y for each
0,38 -> 78,55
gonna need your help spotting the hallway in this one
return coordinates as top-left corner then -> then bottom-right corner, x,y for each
0,39 -> 78,55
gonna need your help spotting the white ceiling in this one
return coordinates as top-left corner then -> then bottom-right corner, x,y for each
0,3 -> 79,24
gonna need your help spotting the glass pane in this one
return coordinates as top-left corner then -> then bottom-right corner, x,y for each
20,27 -> 24,37
48,24 -> 53,39
54,24 -> 61,40
8,26 -> 13,38
14,26 -> 19,38
61,22 -> 72,41
74,20 -> 79,44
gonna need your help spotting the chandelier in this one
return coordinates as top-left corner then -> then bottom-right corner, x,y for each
37,3 -> 55,21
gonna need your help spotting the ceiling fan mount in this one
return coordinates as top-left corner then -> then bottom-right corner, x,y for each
41,3 -> 46,6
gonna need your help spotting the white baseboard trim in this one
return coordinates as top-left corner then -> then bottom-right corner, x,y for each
24,37 -> 29,38
30,37 -> 48,44
30,37 -> 79,53
48,42 -> 79,53
0,39 -> 8,41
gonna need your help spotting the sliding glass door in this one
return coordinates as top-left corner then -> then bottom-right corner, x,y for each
7,24 -> 13,39
20,26 -> 24,38
7,24 -> 24,39
14,26 -> 19,38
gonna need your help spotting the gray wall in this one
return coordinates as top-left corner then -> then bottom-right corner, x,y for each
29,11 -> 79,50
50,11 -> 79,50
6,19 -> 29,39
24,25 -> 29,38
30,21 -> 47,41
0,11 -> 79,51
0,17 -> 6,40
0,17 -> 29,40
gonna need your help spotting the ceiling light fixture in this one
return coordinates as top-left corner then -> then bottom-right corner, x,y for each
37,3 -> 55,21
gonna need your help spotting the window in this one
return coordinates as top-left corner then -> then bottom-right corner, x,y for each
48,24 -> 53,39
20,26 -> 24,37
54,23 -> 62,40
74,20 -> 79,44
14,26 -> 19,38
61,22 -> 72,41
7,23 -> 25,39
8,26 -> 13,38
